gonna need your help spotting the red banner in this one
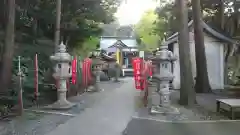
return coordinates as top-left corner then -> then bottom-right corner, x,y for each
72,57 -> 77,84
132,57 -> 141,90
82,58 -> 92,89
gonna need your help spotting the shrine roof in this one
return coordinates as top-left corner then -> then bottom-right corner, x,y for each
100,38 -> 138,49
100,53 -> 116,62
163,20 -> 238,46
108,40 -> 129,49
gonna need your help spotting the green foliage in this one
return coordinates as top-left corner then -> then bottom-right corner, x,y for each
73,36 -> 100,57
155,0 -> 240,38
134,10 -> 162,51
155,0 -> 193,37
0,0 -> 120,48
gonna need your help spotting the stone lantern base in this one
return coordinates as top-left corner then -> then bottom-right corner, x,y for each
87,84 -> 104,92
45,99 -> 76,110
150,105 -> 179,115
45,91 -> 76,110
113,79 -> 121,83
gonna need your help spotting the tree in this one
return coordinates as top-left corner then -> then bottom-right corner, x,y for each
134,9 -> 163,51
155,0 -> 192,37
73,36 -> 100,57
155,0 -> 240,89
0,0 -> 120,93
0,0 -> 16,92
192,0 -> 211,93
176,0 -> 195,106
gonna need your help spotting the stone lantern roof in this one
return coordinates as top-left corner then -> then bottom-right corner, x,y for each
50,42 -> 71,62
91,56 -> 105,66
149,45 -> 177,63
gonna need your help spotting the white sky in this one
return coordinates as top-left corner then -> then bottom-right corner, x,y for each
115,0 -> 157,25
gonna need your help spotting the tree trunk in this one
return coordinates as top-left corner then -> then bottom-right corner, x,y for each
192,0 -> 211,93
54,0 -> 61,50
0,0 -> 16,92
32,18 -> 38,44
0,0 -> 7,29
224,45 -> 231,84
219,0 -> 225,29
176,0 -> 195,106
233,0 -> 240,36
0,0 -> 8,60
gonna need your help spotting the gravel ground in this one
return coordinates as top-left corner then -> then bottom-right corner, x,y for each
0,80 -> 125,135
170,90 -> 229,120
0,112 -> 72,135
133,90 -> 230,122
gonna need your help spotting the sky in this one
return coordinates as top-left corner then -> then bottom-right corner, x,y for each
115,0 -> 157,25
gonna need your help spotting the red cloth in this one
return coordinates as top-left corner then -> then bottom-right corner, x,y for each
132,57 -> 142,90
72,57 -> 77,84
82,58 -> 92,88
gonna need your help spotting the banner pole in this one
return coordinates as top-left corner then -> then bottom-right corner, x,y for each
18,56 -> 23,115
34,54 -> 39,100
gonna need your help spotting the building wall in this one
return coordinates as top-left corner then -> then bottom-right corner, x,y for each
172,31 -> 224,90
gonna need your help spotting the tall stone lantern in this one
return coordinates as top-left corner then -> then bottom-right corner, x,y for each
150,44 -> 178,114
48,42 -> 75,109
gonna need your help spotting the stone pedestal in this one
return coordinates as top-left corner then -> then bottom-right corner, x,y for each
114,63 -> 120,82
148,82 -> 159,107
96,71 -> 101,83
48,79 -> 75,109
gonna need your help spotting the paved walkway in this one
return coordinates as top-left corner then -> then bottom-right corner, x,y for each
45,78 -> 138,135
44,78 -> 240,135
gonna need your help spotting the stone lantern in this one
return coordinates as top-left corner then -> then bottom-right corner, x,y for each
88,50 -> 104,92
149,44 -> 178,114
92,49 -> 102,83
48,42 -> 75,109
108,53 -> 120,82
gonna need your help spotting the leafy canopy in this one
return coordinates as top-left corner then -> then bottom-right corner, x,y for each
134,9 -> 164,51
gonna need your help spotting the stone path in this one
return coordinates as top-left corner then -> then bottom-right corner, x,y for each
42,79 -> 240,135
45,78 -> 138,135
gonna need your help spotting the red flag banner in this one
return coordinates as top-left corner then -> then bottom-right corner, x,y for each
140,60 -> 149,90
132,57 -> 141,90
72,57 -> 77,84
82,58 -> 92,89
